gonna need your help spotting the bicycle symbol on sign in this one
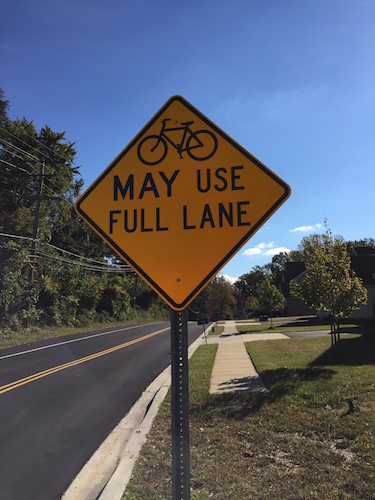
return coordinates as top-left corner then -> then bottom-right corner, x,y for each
137,118 -> 218,166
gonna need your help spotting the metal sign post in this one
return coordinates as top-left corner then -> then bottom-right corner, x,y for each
171,308 -> 190,499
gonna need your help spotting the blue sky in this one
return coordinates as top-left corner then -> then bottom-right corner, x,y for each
2,0 -> 374,283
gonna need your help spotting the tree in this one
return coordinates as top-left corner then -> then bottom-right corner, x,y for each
346,238 -> 375,253
0,88 -> 9,127
235,251 -> 302,316
242,295 -> 259,318
0,89 -> 168,330
290,230 -> 367,343
234,267 -> 267,312
204,276 -> 236,320
258,279 -> 285,327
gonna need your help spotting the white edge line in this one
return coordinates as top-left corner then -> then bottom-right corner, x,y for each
0,323 -> 164,361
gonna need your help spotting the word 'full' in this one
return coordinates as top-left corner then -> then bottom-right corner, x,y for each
109,201 -> 250,233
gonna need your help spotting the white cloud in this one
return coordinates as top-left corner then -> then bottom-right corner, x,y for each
242,242 -> 289,259
289,223 -> 322,233
242,247 -> 262,256
242,242 -> 274,256
219,273 -> 238,284
264,247 -> 290,257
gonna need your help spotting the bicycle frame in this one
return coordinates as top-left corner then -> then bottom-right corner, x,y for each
156,119 -> 202,157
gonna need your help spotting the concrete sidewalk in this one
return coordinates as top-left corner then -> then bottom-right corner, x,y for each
208,320 -> 288,394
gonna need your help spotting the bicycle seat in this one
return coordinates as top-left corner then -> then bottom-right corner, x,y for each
180,120 -> 194,126
162,118 -> 171,123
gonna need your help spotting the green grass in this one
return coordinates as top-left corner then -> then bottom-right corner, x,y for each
124,333 -> 375,499
0,311 -> 169,350
208,325 -> 224,335
236,316 -> 374,334
0,323 -> 109,349
238,323 -> 333,333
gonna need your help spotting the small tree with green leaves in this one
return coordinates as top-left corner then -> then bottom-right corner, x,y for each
258,279 -> 285,327
290,230 -> 367,344
204,276 -> 237,321
243,295 -> 259,318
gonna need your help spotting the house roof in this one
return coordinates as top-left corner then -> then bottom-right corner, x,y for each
280,253 -> 375,296
280,262 -> 307,296
283,261 -> 306,282
351,255 -> 375,285
351,246 -> 375,256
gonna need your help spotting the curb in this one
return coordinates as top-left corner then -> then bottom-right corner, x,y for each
62,326 -> 210,500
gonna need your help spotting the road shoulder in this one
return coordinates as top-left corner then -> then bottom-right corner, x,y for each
62,327 -> 207,500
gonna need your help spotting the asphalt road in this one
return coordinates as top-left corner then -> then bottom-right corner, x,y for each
0,320 -> 203,500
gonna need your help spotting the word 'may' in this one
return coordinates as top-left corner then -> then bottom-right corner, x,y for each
113,166 -> 245,201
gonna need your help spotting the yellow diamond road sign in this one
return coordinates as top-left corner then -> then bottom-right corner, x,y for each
75,96 -> 291,310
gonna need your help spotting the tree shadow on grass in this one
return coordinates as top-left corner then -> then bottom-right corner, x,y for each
189,390 -> 267,421
190,366 -> 335,421
310,334 -> 375,366
260,366 -> 335,399
190,334 -> 375,421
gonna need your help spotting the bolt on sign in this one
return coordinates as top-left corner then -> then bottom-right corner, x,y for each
75,96 -> 291,310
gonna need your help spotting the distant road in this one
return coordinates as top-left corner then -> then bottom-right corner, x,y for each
0,321 -> 202,499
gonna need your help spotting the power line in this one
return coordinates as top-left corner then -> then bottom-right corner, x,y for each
32,256 -> 131,274
0,155 -> 75,199
33,250 -> 133,273
0,127 -> 45,161
0,124 -> 91,186
0,147 -> 47,187
27,130 -> 73,164
0,141 -> 47,178
0,157 -> 58,197
1,146 -> 36,167
0,232 -> 133,273
0,144 -> 60,196
1,126 -> 76,181
0,232 -> 33,241
40,240 -> 131,269
0,157 -> 32,175
0,169 -> 31,189
0,124 -> 91,187
52,217 -> 79,231
0,126 -> 59,166
0,137 -> 39,161
1,124 -> 75,168
1,239 -> 132,274
0,138 -> 58,187
0,136 -> 40,162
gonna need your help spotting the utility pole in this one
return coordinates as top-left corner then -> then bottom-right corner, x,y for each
26,160 -> 44,327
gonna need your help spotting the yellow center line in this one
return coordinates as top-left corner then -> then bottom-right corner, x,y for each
0,327 -> 170,396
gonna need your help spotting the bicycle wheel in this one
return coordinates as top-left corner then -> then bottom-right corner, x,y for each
137,135 -> 168,166
186,130 -> 218,161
